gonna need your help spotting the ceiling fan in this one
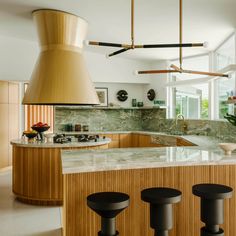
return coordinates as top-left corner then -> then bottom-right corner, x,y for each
86,0 -> 206,57
137,0 -> 229,78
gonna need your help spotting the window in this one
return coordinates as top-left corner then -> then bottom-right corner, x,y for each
169,55 -> 209,119
167,33 -> 236,120
216,74 -> 236,119
215,34 -> 236,119
216,35 -> 235,70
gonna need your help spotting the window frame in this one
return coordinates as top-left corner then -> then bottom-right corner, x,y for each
167,31 -> 236,120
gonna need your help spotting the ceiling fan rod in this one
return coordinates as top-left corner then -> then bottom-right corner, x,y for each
87,41 -> 206,49
137,0 -> 229,78
138,70 -> 180,74
107,48 -> 131,57
86,0 -> 206,57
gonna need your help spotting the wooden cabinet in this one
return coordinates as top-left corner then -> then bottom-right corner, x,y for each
131,134 -> 139,147
0,105 -> 9,167
99,133 -> 196,149
138,134 -> 165,147
0,81 -> 19,168
119,134 -> 132,148
0,81 -> 9,103
101,134 -> 120,148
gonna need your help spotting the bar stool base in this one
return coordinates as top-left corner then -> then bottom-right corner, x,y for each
201,227 -> 224,236
98,230 -> 119,236
154,230 -> 168,236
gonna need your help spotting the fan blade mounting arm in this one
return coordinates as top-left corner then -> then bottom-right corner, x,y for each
87,41 -> 130,48
170,64 -> 182,71
134,43 -> 205,49
137,70 -> 180,74
181,69 -> 229,78
107,48 -> 131,57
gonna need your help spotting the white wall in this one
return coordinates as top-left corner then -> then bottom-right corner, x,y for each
84,51 -> 151,84
0,36 -> 38,81
94,82 -> 146,107
143,60 -> 169,104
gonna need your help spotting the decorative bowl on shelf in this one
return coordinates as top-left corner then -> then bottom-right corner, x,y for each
219,143 -> 236,155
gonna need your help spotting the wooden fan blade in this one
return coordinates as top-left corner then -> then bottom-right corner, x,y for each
138,70 -> 180,74
170,64 -> 181,71
134,43 -> 204,49
88,41 -> 130,48
108,48 -> 131,57
181,69 -> 229,78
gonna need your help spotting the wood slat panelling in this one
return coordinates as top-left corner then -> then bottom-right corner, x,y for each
24,83 -> 54,132
12,144 -> 109,205
24,105 -> 54,132
63,165 -> 236,236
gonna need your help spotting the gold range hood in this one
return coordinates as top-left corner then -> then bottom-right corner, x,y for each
22,9 -> 100,105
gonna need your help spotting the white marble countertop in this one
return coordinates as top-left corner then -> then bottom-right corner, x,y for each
61,147 -> 236,174
10,138 -> 111,148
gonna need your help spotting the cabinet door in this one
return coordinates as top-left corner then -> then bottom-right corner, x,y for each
8,104 -> 19,165
131,134 -> 139,147
100,134 -> 120,148
119,134 -> 132,148
138,135 -> 151,147
0,104 -> 9,167
9,82 -> 19,104
0,81 -> 9,104
139,134 -> 166,147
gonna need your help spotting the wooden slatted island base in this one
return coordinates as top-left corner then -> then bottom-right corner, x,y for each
62,147 -> 236,236
11,139 -> 110,206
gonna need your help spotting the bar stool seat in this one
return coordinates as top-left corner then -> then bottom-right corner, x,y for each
87,192 -> 129,236
141,187 -> 182,236
141,187 -> 182,204
192,183 -> 233,199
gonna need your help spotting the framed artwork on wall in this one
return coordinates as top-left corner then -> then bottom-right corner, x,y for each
95,87 -> 108,107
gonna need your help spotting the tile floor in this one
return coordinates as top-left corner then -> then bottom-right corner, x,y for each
0,168 -> 62,236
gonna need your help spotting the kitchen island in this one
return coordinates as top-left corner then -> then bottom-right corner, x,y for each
62,147 -> 236,236
11,138 -> 110,205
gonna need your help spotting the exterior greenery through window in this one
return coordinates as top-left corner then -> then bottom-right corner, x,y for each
171,56 -> 209,119
169,33 -> 236,120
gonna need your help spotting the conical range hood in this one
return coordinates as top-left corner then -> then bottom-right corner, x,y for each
22,9 -> 100,105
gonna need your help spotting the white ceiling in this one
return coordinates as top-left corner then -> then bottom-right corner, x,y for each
0,0 -> 236,61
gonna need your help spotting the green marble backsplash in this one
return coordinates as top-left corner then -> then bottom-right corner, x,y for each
54,107 -> 166,132
55,107 -> 236,140
142,118 -> 236,141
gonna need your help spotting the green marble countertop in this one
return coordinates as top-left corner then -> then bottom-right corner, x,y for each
61,147 -> 236,174
62,131 -> 224,150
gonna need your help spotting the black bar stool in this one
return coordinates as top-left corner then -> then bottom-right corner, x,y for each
141,187 -> 182,236
87,191 -> 130,236
192,183 -> 233,236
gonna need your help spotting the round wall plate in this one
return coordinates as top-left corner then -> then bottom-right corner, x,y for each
117,90 -> 128,102
147,89 -> 156,101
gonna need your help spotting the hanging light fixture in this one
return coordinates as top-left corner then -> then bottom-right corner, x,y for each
22,9 -> 100,105
137,0 -> 229,78
86,0 -> 206,58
